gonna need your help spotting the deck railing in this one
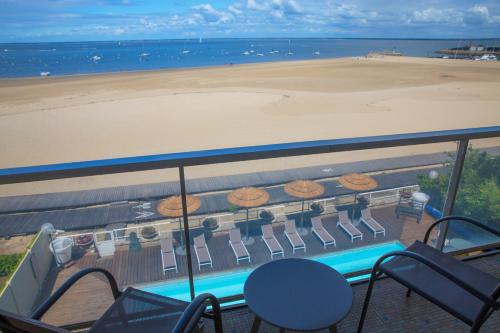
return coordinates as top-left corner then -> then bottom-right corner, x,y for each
0,126 -> 499,303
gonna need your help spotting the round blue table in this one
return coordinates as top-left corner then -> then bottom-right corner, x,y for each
244,258 -> 353,332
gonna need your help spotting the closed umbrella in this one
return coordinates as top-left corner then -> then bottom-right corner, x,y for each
338,173 -> 377,223
227,187 -> 269,245
284,180 -> 325,235
157,194 -> 201,255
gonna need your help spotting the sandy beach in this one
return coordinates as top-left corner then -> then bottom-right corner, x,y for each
0,56 -> 499,196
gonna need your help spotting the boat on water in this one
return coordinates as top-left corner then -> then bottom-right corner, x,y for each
478,54 -> 498,61
181,50 -> 190,54
242,51 -> 250,55
39,71 -> 51,77
139,52 -> 150,57
313,51 -> 321,55
91,55 -> 101,62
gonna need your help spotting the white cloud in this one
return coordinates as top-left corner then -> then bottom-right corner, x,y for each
228,5 -> 243,15
192,3 -> 232,23
466,5 -> 500,24
247,0 -> 268,11
412,7 -> 462,24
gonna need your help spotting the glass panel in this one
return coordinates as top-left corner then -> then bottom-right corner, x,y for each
443,138 -> 500,252
175,141 -> 458,304
0,168 -> 189,326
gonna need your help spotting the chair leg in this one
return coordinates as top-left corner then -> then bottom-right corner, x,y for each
357,271 -> 379,333
406,288 -> 412,297
251,316 -> 262,333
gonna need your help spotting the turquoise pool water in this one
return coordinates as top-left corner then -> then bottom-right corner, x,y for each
141,241 -> 404,302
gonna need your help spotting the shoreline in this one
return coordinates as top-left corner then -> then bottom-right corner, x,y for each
0,54 -> 493,81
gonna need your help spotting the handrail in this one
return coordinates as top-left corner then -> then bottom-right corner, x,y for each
172,293 -> 223,333
31,268 -> 121,320
423,216 -> 500,244
0,126 -> 499,184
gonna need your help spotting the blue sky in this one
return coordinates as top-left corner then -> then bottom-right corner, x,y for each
1,0 -> 500,42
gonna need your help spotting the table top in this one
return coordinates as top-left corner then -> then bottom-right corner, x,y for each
244,258 -> 353,331
89,287 -> 189,333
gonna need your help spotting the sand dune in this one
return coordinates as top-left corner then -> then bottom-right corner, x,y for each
0,57 -> 499,196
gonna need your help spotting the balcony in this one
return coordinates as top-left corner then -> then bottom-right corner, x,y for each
0,126 -> 499,332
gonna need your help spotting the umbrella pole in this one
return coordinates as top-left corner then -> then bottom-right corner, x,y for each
352,193 -> 357,222
242,208 -> 255,245
176,217 -> 187,256
298,200 -> 308,236
246,209 -> 249,240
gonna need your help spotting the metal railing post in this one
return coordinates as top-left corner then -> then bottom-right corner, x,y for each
179,166 -> 195,300
436,139 -> 469,250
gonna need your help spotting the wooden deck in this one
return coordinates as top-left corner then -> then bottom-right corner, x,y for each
41,205 -> 437,327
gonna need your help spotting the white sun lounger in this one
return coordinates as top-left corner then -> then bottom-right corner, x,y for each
284,219 -> 306,253
311,217 -> 336,248
360,208 -> 386,237
160,237 -> 177,273
229,228 -> 251,264
194,234 -> 213,270
337,210 -> 363,242
261,224 -> 284,259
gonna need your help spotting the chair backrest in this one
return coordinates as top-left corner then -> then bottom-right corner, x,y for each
311,217 -> 322,230
261,224 -> 273,238
161,237 -> 173,253
194,235 -> 205,248
0,309 -> 68,333
229,228 -> 241,243
284,219 -> 296,234
338,210 -> 349,224
361,208 -> 371,220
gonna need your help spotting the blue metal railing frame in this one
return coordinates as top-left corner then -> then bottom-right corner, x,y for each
1,126 -> 499,302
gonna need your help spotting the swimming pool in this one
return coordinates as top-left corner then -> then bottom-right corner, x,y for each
141,240 -> 405,302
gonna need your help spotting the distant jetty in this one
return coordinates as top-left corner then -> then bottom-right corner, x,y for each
436,45 -> 500,56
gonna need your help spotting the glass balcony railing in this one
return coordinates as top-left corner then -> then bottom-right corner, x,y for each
0,126 -> 498,327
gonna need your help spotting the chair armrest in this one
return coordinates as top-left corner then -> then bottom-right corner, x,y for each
423,215 -> 500,244
31,268 -> 121,320
172,293 -> 223,333
374,250 -> 496,307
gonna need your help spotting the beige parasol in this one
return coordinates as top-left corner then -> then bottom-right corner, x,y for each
284,180 -> 325,235
157,195 -> 201,254
338,173 -> 378,222
227,187 -> 269,244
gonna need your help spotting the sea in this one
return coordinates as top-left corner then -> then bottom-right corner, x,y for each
1,38 -> 498,78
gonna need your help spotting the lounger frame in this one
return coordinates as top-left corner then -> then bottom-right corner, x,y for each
284,220 -> 306,253
229,229 -> 251,264
311,217 -> 336,248
161,238 -> 178,274
261,225 -> 284,259
360,217 -> 386,237
337,211 -> 363,242
194,236 -> 213,270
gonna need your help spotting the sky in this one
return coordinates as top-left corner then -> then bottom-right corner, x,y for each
1,0 -> 500,42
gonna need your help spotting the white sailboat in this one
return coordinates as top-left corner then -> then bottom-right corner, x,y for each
287,40 -> 293,55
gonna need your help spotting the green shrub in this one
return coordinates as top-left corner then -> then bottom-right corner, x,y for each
0,254 -> 23,277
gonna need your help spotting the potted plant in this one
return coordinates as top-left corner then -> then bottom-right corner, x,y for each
75,234 -> 93,248
310,202 -> 324,216
141,226 -> 158,240
259,210 -> 275,222
202,217 -> 219,231
357,195 -> 370,208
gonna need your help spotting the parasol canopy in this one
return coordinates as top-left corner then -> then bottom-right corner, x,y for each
284,180 -> 325,199
227,187 -> 269,208
338,173 -> 378,192
157,195 -> 201,217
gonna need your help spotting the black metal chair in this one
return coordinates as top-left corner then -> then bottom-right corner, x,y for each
357,216 -> 500,333
0,267 -> 223,333
395,195 -> 425,223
